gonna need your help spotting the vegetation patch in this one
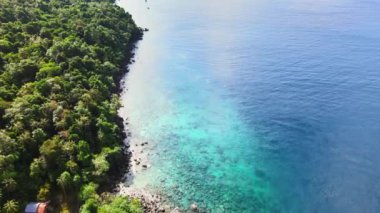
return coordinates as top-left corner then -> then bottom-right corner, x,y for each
0,0 -> 142,212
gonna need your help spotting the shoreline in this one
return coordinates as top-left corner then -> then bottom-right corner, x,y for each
116,72 -> 183,213
113,27 -> 184,212
97,25 -> 143,194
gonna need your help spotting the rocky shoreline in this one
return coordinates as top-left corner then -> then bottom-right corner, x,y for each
113,120 -> 185,212
112,26 -> 173,212
116,183 -> 182,213
115,27 -> 200,213
115,33 -> 186,212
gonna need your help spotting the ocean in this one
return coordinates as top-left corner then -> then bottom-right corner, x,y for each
118,0 -> 380,212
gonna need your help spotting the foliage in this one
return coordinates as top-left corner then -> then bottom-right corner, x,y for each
79,184 -> 142,213
0,0 -> 142,211
98,196 -> 142,213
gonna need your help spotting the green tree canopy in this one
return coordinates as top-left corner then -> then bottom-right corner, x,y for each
0,0 -> 142,211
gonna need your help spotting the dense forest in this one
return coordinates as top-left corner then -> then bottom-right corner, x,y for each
0,0 -> 142,212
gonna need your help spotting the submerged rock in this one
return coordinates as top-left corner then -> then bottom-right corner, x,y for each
190,203 -> 198,212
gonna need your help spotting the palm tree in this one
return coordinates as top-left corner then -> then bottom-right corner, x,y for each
57,171 -> 72,202
2,178 -> 17,192
3,200 -> 18,213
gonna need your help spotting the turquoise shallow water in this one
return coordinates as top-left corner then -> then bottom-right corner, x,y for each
118,0 -> 380,212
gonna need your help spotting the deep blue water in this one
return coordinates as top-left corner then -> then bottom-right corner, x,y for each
118,0 -> 380,212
